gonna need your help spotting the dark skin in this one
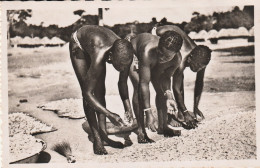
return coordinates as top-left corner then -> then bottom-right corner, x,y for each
129,33 -> 181,142
157,25 -> 209,129
70,25 -> 133,155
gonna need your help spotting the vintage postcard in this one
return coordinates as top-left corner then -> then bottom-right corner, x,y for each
1,0 -> 259,167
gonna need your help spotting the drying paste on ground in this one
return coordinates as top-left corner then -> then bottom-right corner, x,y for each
38,98 -> 85,119
9,112 -> 56,136
9,134 -> 44,163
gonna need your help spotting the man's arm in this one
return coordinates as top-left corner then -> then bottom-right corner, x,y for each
118,65 -> 134,122
84,55 -> 124,126
160,67 -> 174,93
172,68 -> 197,128
193,68 -> 206,114
172,68 -> 187,112
160,68 -> 179,115
84,61 -> 111,116
159,53 -> 182,114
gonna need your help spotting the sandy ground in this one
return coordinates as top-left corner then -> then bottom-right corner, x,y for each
7,43 -> 256,163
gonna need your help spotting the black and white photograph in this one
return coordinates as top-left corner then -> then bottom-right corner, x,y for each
1,0 -> 259,167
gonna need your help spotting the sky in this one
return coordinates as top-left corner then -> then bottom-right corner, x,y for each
24,5 -> 245,27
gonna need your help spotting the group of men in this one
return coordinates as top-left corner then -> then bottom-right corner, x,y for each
69,25 -> 211,155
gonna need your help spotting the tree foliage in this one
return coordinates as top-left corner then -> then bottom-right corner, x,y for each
184,6 -> 254,33
73,10 -> 85,16
9,6 -> 254,42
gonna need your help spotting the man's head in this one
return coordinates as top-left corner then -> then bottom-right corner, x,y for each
110,39 -> 134,71
158,31 -> 183,63
187,45 -> 212,72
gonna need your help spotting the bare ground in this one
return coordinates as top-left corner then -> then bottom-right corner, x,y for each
7,45 -> 256,163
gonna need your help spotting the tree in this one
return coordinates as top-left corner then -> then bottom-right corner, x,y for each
232,6 -> 240,12
73,10 -> 85,17
192,11 -> 200,16
161,17 -> 167,24
18,10 -> 32,21
184,14 -> 214,32
152,17 -> 157,24
7,9 -> 32,47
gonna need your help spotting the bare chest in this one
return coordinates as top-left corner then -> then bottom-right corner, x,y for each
151,53 -> 181,79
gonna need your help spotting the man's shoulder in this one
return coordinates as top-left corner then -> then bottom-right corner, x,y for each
78,25 -> 114,38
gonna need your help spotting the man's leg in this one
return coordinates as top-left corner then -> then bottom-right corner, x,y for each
69,41 -> 107,155
178,78 -> 185,120
94,67 -> 124,148
137,85 -> 155,143
83,101 -> 108,155
129,62 -> 154,143
152,79 -> 181,137
161,96 -> 181,137
129,63 -> 142,137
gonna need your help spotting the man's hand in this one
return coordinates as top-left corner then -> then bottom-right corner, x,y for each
145,110 -> 157,132
183,111 -> 198,129
194,107 -> 205,122
166,99 -> 178,117
124,110 -> 134,126
109,113 -> 126,127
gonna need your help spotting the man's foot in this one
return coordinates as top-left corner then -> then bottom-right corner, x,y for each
89,133 -> 124,149
137,133 -> 155,143
88,134 -> 94,143
145,112 -> 157,132
163,127 -> 181,137
145,134 -> 155,143
100,133 -> 125,149
157,128 -> 164,135
124,136 -> 133,147
93,141 -> 108,155
104,138 -> 124,149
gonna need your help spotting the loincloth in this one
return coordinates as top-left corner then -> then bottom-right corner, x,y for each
124,34 -> 139,71
72,31 -> 83,50
70,31 -> 85,59
133,55 -> 139,71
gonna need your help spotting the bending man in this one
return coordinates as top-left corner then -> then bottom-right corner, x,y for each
70,25 -> 134,155
129,31 -> 183,143
156,25 -> 211,127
